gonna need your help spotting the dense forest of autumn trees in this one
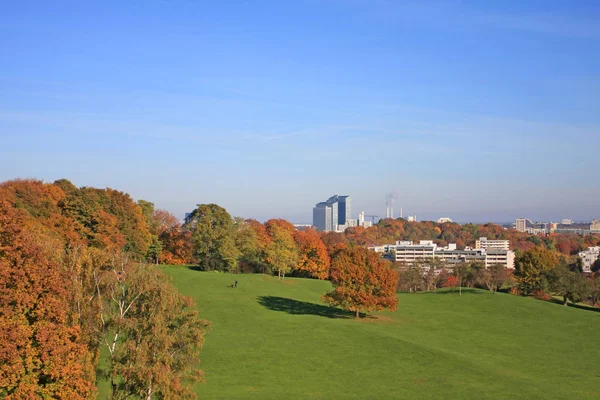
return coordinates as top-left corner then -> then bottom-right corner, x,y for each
2,178 -> 600,396
0,180 -> 208,399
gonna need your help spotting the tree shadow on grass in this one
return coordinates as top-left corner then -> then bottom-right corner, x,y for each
257,296 -> 357,319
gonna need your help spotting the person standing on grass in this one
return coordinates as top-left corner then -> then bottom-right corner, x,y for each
235,280 -> 238,288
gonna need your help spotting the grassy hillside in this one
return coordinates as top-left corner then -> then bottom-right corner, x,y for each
98,266 -> 600,399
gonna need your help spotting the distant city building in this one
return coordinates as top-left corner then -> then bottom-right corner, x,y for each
338,195 -> 351,225
484,248 -> 515,269
528,223 -> 549,235
475,237 -> 510,251
312,195 -> 351,232
437,217 -> 452,224
553,222 -> 593,234
407,215 -> 417,222
313,203 -> 333,232
516,217 -> 599,235
357,211 -> 372,228
515,218 -> 527,232
579,247 -> 600,273
391,240 -> 437,264
515,218 -> 549,234
292,224 -> 313,230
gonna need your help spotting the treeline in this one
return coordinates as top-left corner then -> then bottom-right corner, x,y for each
0,179 -> 208,399
396,260 -> 509,295
513,247 -> 600,306
394,246 -> 600,307
180,204 -> 330,279
334,218 -> 600,256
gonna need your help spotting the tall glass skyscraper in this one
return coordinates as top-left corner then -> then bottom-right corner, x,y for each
313,202 -> 332,232
338,195 -> 351,225
312,195 -> 351,232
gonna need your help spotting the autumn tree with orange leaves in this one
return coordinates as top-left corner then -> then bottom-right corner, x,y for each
294,228 -> 330,279
0,202 -> 96,399
324,246 -> 399,318
0,179 -> 210,399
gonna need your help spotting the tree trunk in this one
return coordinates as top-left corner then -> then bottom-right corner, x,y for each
355,309 -> 360,319
111,379 -> 117,400
278,269 -> 281,279
459,284 -> 462,296
563,296 -> 568,306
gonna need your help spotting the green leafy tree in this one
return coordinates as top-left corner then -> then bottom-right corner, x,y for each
592,258 -> 600,273
146,235 -> 163,264
265,225 -> 298,279
549,263 -> 590,306
514,247 -> 559,295
137,200 -> 156,229
187,204 -> 240,272
465,261 -> 485,288
589,274 -> 600,306
232,218 -> 263,273
95,255 -> 210,399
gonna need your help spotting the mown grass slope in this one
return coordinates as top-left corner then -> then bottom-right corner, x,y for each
98,266 -> 600,399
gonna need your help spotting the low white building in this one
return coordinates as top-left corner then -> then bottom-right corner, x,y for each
392,240 -> 437,263
579,247 -> 600,273
437,217 -> 452,224
485,248 -> 515,269
475,237 -> 510,251
373,240 -> 514,269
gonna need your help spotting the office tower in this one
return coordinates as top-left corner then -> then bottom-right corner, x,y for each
312,195 -> 351,232
338,195 -> 351,225
313,202 -> 332,232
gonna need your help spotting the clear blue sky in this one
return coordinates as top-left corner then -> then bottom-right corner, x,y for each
1,0 -> 599,223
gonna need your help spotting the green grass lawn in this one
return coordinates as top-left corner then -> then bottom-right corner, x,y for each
97,266 -> 600,399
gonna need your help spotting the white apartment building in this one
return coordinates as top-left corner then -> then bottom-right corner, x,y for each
578,247 -> 600,273
392,240 -> 437,263
437,217 -> 452,224
372,240 -> 514,269
475,237 -> 510,251
485,248 -> 515,269
515,218 -> 527,232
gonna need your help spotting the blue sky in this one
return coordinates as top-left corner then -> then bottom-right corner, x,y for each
1,0 -> 599,223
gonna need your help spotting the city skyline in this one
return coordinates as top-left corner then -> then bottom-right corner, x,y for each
2,1 -> 599,222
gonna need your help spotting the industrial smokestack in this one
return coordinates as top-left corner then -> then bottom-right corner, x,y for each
385,192 -> 399,219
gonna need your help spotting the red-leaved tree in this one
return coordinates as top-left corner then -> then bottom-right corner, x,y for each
444,275 -> 460,291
